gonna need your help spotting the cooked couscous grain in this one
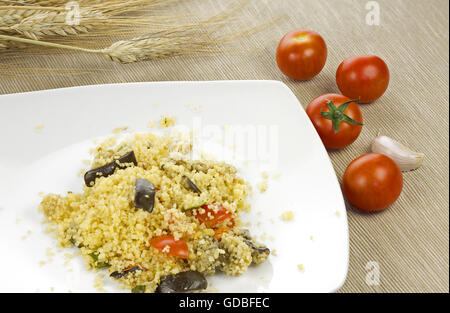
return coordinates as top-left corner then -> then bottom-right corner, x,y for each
39,132 -> 269,293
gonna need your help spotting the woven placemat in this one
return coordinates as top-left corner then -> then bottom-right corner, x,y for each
0,0 -> 448,292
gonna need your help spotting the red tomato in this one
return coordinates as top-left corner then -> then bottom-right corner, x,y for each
195,204 -> 234,228
306,93 -> 363,149
336,55 -> 390,103
150,235 -> 189,259
276,29 -> 327,80
343,153 -> 403,212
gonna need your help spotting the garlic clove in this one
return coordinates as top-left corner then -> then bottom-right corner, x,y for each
371,135 -> 424,172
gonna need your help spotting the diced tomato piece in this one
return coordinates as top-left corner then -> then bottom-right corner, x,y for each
150,235 -> 189,259
214,227 -> 229,241
195,204 -> 234,228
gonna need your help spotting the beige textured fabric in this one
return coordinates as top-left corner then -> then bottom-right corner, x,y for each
0,0 -> 448,293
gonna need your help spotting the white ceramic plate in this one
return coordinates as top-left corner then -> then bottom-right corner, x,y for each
0,81 -> 348,293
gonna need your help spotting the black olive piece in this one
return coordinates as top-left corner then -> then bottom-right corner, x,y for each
155,271 -> 208,293
238,229 -> 270,264
182,176 -> 201,194
134,179 -> 156,213
110,266 -> 141,279
244,240 -> 270,257
84,151 -> 137,187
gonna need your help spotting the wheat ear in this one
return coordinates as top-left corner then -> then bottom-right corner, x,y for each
1,1 -> 182,40
0,6 -> 60,27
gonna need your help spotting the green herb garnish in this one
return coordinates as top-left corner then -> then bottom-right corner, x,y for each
183,201 -> 207,211
132,285 -> 146,293
88,252 -> 111,269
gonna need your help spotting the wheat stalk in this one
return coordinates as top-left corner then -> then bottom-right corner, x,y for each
7,8 -> 106,39
0,6 -> 58,27
103,35 -> 216,63
0,37 -> 26,50
0,19 -> 265,64
1,1 -> 65,5
0,29 -> 219,62
0,0 -> 182,40
0,0 -> 274,65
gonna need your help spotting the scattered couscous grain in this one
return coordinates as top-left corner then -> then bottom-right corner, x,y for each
335,211 -> 341,217
159,115 -> 176,128
82,159 -> 91,165
46,248 -> 54,257
35,125 -> 44,131
94,274 -> 104,291
297,264 -> 304,271
281,211 -> 294,221
257,181 -> 268,193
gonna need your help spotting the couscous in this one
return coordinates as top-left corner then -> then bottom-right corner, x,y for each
39,132 -> 269,293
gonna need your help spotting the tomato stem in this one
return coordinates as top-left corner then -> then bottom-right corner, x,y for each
320,99 -> 363,132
